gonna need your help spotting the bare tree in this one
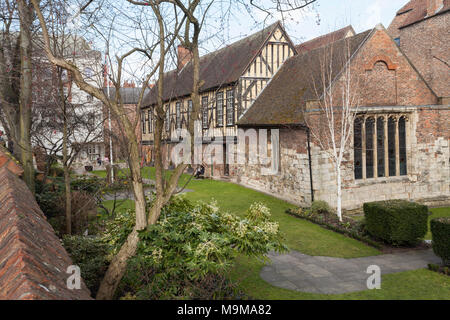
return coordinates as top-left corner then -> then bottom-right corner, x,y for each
305,39 -> 360,221
31,0 -> 317,299
0,0 -> 35,192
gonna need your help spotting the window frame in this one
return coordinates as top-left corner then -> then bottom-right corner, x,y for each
226,89 -> 235,126
176,101 -> 182,129
187,100 -> 193,124
141,111 -> 146,134
216,91 -> 224,127
354,114 -> 408,181
165,105 -> 170,132
148,109 -> 153,133
202,96 -> 209,129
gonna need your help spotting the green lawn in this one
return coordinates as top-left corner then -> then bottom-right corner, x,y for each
231,255 -> 450,300
100,167 -> 379,258
99,167 -> 450,299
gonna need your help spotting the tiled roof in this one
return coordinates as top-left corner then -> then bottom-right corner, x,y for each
238,29 -> 373,127
396,0 -> 450,28
0,145 -> 23,176
143,22 -> 283,107
103,87 -> 150,105
295,25 -> 355,54
0,167 -> 92,300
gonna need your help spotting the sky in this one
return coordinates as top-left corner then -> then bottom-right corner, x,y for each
81,0 -> 411,82
216,0 -> 410,48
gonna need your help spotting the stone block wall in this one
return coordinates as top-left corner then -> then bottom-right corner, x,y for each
232,106 -> 449,211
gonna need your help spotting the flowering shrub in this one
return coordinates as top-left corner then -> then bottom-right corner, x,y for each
102,197 -> 287,299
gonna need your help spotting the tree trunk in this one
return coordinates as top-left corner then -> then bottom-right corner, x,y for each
17,0 -> 34,193
336,165 -> 342,222
63,101 -> 72,235
96,229 -> 140,300
96,114 -> 147,300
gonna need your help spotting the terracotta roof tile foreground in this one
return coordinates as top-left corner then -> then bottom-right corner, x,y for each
0,145 -> 23,176
0,168 -> 92,300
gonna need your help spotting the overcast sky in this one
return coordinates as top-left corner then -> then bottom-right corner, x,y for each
216,0 -> 409,47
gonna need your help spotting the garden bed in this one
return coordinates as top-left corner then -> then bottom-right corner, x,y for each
428,264 -> 450,277
286,208 -> 431,253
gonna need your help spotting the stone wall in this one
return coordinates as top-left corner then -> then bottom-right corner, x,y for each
231,129 -> 313,206
233,106 -> 449,211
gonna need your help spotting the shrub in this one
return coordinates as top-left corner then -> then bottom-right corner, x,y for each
67,191 -> 98,235
62,235 -> 110,296
311,200 -> 332,215
103,197 -> 287,299
49,163 -> 65,177
71,176 -> 105,193
430,217 -> 450,266
363,200 -> 428,246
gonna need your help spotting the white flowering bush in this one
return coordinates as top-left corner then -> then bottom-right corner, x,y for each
103,197 -> 287,299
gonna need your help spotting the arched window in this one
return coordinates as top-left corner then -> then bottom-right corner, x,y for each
377,117 -> 385,177
354,118 -> 363,180
388,117 -> 396,177
399,116 -> 407,176
354,114 -> 408,180
366,117 -> 375,179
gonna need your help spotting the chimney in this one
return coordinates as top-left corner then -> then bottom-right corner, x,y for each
123,80 -> 136,88
177,45 -> 193,70
427,0 -> 443,17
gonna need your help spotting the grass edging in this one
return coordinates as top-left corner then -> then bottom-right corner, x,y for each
427,263 -> 450,277
285,208 -> 383,250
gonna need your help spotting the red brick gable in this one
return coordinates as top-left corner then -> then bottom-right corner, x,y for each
349,26 -> 438,107
0,168 -> 92,300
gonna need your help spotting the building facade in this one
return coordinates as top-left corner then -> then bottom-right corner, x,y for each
388,0 -> 449,100
236,22 -> 449,210
139,1 -> 449,211
141,22 -> 297,176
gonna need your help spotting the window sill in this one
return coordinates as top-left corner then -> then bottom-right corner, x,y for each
354,175 -> 410,186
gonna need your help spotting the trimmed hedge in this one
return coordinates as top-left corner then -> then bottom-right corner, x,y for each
430,217 -> 450,266
363,200 -> 428,246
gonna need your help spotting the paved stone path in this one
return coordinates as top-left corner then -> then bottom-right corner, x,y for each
260,249 -> 441,294
103,187 -> 194,201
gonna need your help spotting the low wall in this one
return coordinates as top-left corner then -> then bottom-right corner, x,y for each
0,155 -> 92,300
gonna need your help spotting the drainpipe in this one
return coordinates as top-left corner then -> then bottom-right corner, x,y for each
306,127 -> 314,203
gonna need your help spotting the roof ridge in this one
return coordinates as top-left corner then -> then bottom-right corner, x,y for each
143,21 -> 282,106
165,21 -> 280,76
298,27 -> 372,57
299,25 -> 353,45
199,21 -> 279,60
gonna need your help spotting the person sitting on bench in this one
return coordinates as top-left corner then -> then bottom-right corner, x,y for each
194,165 -> 205,179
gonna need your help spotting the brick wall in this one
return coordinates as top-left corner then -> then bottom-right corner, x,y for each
355,27 -> 438,106
0,148 -> 92,300
232,27 -> 449,211
389,10 -> 449,98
